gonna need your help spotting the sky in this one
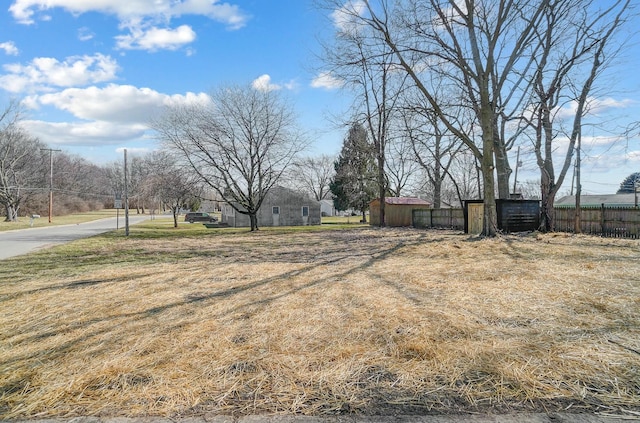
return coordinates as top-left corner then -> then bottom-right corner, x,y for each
0,0 -> 639,196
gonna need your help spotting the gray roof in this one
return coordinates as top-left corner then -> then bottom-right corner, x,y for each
555,193 -> 637,207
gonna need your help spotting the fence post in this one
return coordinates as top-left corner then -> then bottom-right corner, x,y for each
600,203 -> 605,236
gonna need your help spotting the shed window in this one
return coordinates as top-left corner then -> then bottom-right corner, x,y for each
302,206 -> 309,217
272,206 -> 280,215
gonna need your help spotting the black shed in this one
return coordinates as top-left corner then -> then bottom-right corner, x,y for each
496,199 -> 540,233
464,199 -> 540,234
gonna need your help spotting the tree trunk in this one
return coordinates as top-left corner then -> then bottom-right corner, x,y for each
538,106 -> 556,233
494,142 -> 512,199
540,193 -> 555,233
172,208 -> 179,228
5,204 -> 18,222
481,159 -> 497,236
378,155 -> 386,227
479,96 -> 498,237
250,213 -> 259,231
539,173 -> 556,232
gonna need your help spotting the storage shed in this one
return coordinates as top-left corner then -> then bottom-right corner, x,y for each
464,199 -> 540,234
221,186 -> 321,228
369,197 -> 432,227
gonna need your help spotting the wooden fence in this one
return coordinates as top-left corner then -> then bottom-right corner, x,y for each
412,208 -> 465,230
554,205 -> 640,239
412,205 -> 640,239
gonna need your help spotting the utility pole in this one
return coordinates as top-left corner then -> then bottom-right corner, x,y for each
574,134 -> 582,234
124,149 -> 130,236
41,148 -> 61,223
512,146 -> 521,195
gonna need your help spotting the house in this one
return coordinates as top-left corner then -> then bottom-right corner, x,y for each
555,193 -> 638,207
320,199 -> 335,217
369,197 -> 432,227
221,186 -> 321,227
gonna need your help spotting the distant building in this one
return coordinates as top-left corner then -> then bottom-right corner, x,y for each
555,193 -> 637,207
369,197 -> 432,227
221,186 -> 321,227
320,199 -> 335,217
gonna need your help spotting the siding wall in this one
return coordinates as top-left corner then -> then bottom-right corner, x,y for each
222,188 -> 321,227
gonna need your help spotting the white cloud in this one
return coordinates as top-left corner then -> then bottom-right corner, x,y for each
251,75 -> 298,92
19,119 -> 148,145
27,84 -> 210,124
115,25 -> 197,51
311,72 -> 344,90
0,53 -> 119,93
9,0 -> 249,30
0,41 -> 19,56
19,84 -> 211,146
331,0 -> 366,33
555,96 -> 635,120
252,74 -> 281,92
77,27 -> 94,42
627,150 -> 640,163
115,146 -> 152,156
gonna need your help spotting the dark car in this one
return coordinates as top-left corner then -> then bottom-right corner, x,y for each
184,212 -> 218,223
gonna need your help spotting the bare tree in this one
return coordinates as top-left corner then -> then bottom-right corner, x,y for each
385,131 -> 421,197
321,13 -> 409,227
403,92 -> 468,209
143,151 -> 200,228
526,0 -> 631,231
319,0 -> 549,236
0,102 -> 47,221
50,153 -> 110,213
153,84 -> 306,231
288,154 -> 335,201
104,160 -> 125,208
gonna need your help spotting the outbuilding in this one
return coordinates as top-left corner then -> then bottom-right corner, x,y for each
369,197 -> 432,227
221,186 -> 321,228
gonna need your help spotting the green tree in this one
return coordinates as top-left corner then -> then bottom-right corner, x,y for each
617,172 -> 640,194
330,123 -> 377,222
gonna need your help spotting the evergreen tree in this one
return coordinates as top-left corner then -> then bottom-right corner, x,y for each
329,123 -> 377,221
617,173 -> 640,194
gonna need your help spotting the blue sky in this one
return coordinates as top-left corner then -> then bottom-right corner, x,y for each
0,0 -> 638,196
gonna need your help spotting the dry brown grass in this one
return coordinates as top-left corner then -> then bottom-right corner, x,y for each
1,227 -> 639,419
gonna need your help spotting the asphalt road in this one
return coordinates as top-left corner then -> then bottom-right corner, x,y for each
0,215 -> 149,260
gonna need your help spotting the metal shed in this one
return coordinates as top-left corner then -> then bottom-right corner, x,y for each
369,197 -> 432,227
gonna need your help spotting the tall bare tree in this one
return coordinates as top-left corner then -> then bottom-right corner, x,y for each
322,12 -> 409,227
320,0 -> 549,235
526,0 -> 631,231
153,84 -> 306,231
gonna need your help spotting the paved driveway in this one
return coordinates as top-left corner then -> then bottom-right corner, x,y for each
0,215 -> 149,260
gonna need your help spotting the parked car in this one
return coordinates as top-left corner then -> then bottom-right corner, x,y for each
184,212 -> 218,223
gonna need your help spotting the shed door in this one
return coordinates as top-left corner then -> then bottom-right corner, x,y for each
272,206 -> 280,226
468,203 -> 484,235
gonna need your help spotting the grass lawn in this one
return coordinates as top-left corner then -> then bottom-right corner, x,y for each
1,225 -> 639,419
0,209 -> 121,232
